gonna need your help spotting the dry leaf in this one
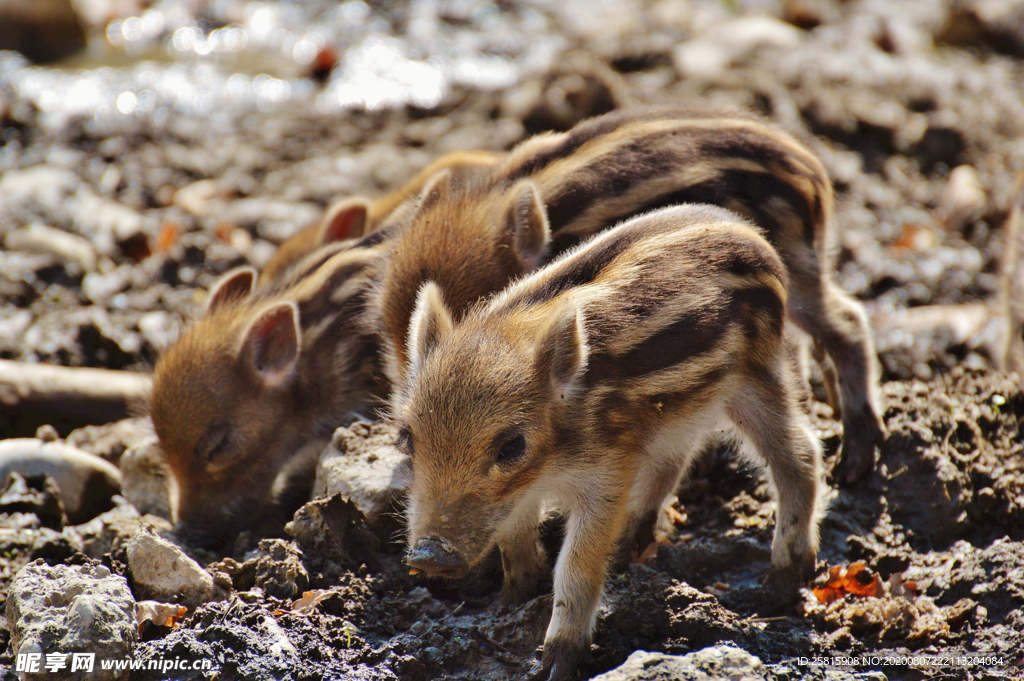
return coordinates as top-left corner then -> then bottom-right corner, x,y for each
813,562 -> 883,604
891,223 -> 935,251
154,223 -> 180,253
632,542 -> 658,565
291,589 -> 337,614
664,505 -> 687,525
137,600 -> 187,634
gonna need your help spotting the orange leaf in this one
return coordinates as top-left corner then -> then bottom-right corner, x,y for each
812,562 -> 883,604
154,223 -> 180,253
632,542 -> 658,565
215,221 -> 235,244
665,505 -> 687,525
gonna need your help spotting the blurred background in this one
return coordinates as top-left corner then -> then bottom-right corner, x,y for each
2,0 -> 1024,427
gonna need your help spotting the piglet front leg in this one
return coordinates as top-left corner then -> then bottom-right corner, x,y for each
530,473 -> 629,681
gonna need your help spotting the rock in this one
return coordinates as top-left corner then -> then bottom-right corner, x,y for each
29,525 -> 85,564
0,439 -> 122,524
673,16 -> 802,79
173,179 -> 227,216
4,223 -> 98,273
938,165 -> 987,234
119,436 -> 172,519
253,539 -> 309,600
0,471 -> 67,529
590,646 -> 767,681
66,417 -> 154,466
313,422 -> 410,528
75,497 -> 172,559
6,561 -> 137,681
0,0 -> 86,63
126,528 -> 220,608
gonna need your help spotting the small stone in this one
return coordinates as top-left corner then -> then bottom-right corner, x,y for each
7,560 -> 137,681
35,424 -> 59,442
314,423 -> 410,528
75,498 -> 172,559
126,528 -> 219,608
590,646 -> 767,681
119,436 -> 172,520
674,16 -> 802,79
65,418 -> 154,467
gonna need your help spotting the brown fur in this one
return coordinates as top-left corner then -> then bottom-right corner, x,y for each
374,106 -> 884,484
150,243 -> 387,548
395,205 -> 824,681
260,150 -> 500,283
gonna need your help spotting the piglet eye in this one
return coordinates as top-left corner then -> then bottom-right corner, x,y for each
497,434 -> 526,464
198,424 -> 233,465
396,428 -> 414,456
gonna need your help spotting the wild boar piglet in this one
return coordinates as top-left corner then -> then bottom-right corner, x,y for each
150,239 -> 388,549
393,204 -> 824,681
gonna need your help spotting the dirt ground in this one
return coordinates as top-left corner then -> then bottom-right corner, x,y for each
1,0 -> 1024,679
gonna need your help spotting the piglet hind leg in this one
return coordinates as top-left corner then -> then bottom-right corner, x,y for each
531,470 -> 632,681
727,365 -> 823,609
790,275 -> 885,486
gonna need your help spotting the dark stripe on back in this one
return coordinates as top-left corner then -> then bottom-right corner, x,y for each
732,284 -> 786,339
585,306 -> 728,387
505,109 -> 655,182
543,136 -> 683,230
633,169 -> 816,245
509,225 -> 652,308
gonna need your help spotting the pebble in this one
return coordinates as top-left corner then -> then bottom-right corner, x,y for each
126,528 -> 220,608
5,224 -> 98,273
590,646 -> 767,681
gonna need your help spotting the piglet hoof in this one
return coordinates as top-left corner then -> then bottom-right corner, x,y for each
501,576 -> 540,606
529,639 -> 586,681
761,554 -> 815,613
834,406 -> 886,487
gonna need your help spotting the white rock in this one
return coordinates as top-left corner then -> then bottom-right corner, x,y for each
674,16 -> 803,79
119,436 -> 173,520
939,165 -> 987,233
6,561 -> 137,681
4,223 -> 98,272
313,422 -> 410,527
590,646 -> 767,681
126,529 -> 218,608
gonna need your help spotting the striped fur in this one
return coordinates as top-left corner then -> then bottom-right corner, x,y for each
150,236 -> 388,548
395,205 -> 824,681
260,150 -> 500,283
375,106 -> 883,484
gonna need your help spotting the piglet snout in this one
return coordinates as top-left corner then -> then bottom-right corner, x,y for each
406,537 -> 469,578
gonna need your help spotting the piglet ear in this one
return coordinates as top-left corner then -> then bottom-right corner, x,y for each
241,302 -> 301,388
505,181 -> 550,271
535,300 -> 588,399
406,282 -> 454,378
416,169 -> 453,212
318,198 -> 370,243
207,267 -> 256,313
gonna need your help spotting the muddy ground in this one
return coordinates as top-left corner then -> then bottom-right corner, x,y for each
2,0 -> 1024,679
